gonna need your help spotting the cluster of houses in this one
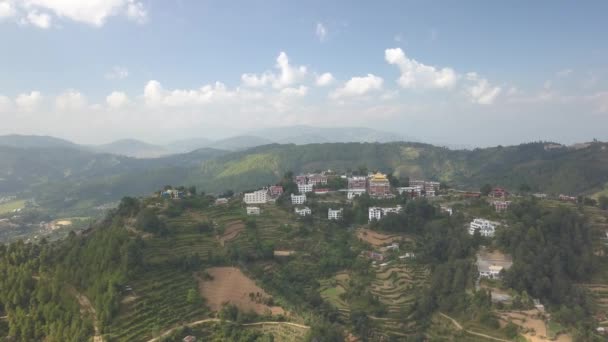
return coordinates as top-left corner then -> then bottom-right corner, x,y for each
469,218 -> 500,237
368,205 -> 402,222
160,189 -> 187,199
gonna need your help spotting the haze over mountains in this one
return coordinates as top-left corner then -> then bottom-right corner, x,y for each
0,126 -> 412,158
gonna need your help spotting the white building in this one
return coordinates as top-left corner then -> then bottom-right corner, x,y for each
347,188 -> 367,199
396,186 -> 422,197
469,218 -> 499,237
243,189 -> 268,204
441,206 -> 453,216
294,207 -> 311,216
479,265 -> 504,279
246,206 -> 261,215
291,194 -> 307,205
368,206 -> 402,222
297,183 -> 313,193
328,208 -> 343,220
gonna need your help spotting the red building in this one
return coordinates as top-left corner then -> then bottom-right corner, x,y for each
269,185 -> 284,198
348,176 -> 367,189
491,187 -> 509,198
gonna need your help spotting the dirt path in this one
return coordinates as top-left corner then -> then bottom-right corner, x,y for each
147,319 -> 309,342
67,285 -> 103,342
439,313 -> 510,342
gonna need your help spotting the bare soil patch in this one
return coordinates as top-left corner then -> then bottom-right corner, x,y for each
356,228 -> 410,247
498,309 -> 572,342
218,221 -> 245,246
273,250 -> 295,257
198,267 -> 285,316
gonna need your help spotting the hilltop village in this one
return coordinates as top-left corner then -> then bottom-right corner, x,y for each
148,168 -> 608,341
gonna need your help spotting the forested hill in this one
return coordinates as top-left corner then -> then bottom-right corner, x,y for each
1,141 -> 608,212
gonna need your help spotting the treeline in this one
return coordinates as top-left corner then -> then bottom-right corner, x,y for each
496,199 -> 598,332
0,241 -> 93,340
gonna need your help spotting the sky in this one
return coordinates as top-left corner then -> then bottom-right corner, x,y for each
0,0 -> 607,147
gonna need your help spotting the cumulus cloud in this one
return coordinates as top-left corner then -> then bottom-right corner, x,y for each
105,66 -> 129,80
315,72 -> 335,87
241,51 -> 307,89
26,10 -> 51,29
55,90 -> 87,111
1,0 -> 147,28
0,1 -> 16,19
385,48 -> 456,89
106,91 -> 129,108
316,22 -> 327,42
0,95 -> 12,111
144,80 -> 236,107
464,73 -> 501,105
280,86 -> 308,97
15,91 -> 42,111
330,74 -> 383,99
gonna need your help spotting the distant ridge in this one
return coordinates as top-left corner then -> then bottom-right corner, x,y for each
0,134 -> 80,149
92,139 -> 169,158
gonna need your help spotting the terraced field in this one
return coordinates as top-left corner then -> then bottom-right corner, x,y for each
142,227 -> 223,265
371,263 -> 430,337
320,262 -> 429,338
107,268 -> 208,342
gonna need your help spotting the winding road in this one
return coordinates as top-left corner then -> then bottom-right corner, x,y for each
439,312 -> 510,342
147,319 -> 309,342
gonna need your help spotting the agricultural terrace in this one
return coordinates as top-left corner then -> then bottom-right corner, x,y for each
356,228 -> 411,247
0,199 -> 26,215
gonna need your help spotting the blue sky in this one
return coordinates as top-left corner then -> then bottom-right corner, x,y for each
1,1 -> 607,146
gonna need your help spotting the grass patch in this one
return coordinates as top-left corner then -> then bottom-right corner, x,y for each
0,200 -> 26,215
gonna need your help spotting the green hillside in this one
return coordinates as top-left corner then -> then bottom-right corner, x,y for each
2,141 -> 608,217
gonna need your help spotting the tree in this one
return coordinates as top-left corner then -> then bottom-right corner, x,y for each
136,208 -> 165,235
599,195 -> 608,210
480,184 -> 492,196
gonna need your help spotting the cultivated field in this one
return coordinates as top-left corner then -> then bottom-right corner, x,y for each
0,199 -> 25,215
356,228 -> 411,247
198,267 -> 285,316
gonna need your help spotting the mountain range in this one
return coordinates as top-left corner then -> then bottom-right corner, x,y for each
1,135 -> 607,216
0,126 -> 411,158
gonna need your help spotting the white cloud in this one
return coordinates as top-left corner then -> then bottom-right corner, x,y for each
55,90 -> 87,111
315,72 -> 335,87
15,91 -> 42,111
0,95 -> 12,111
385,48 -> 456,89
241,51 -> 307,89
106,91 -> 129,108
3,0 -> 147,28
556,69 -> 573,78
280,86 -> 308,97
465,73 -> 501,105
126,0 -> 147,23
330,74 -> 383,99
26,10 -> 51,29
144,80 -> 236,107
105,66 -> 129,80
0,1 -> 15,19
316,22 -> 327,42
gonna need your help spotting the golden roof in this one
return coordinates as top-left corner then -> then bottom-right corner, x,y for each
370,172 -> 388,181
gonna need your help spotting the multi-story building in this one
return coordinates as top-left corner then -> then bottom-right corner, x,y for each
297,183 -> 313,194
308,174 -> 328,186
469,218 -> 499,237
493,201 -> 511,213
294,207 -> 311,216
243,189 -> 268,204
268,185 -> 284,198
559,194 -> 577,202
246,206 -> 261,215
348,176 -> 367,189
291,194 -> 307,205
328,208 -> 343,220
368,206 -> 402,222
368,172 -> 391,198
397,186 -> 422,197
490,187 -> 509,198
295,175 -> 308,185
347,188 -> 367,199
